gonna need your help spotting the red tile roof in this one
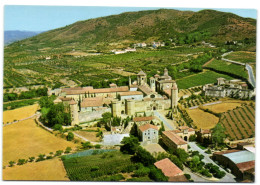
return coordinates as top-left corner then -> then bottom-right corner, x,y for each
62,86 -> 128,95
179,126 -> 190,130
162,131 -> 187,145
138,85 -> 153,95
154,158 -> 184,178
214,150 -> 241,155
133,116 -> 154,122
200,129 -> 211,134
81,97 -> 103,108
59,97 -> 72,101
138,123 -> 158,132
119,91 -> 143,96
236,161 -> 255,172
69,100 -> 77,105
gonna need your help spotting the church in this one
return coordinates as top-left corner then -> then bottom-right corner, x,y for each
51,68 -> 179,125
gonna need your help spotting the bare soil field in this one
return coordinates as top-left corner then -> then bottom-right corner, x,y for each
187,108 -> 219,129
74,130 -> 101,142
3,118 -> 78,166
3,158 -> 69,181
3,104 -> 39,124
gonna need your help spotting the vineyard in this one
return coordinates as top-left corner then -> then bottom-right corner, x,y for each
62,151 -> 134,181
219,104 -> 255,141
180,96 -> 219,109
176,70 -> 233,89
204,59 -> 248,80
225,51 -> 256,64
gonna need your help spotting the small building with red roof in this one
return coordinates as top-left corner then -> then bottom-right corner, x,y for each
154,158 -> 188,182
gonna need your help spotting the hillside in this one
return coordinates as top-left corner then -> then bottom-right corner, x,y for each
5,9 -> 256,51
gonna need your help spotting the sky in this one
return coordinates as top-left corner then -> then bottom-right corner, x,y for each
4,5 -> 257,32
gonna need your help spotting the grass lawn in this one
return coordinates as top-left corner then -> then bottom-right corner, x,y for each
3,118 -> 78,166
3,158 -> 69,181
62,151 -> 134,181
176,70 -> 233,89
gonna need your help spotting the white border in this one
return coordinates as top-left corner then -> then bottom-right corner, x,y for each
0,1 -> 259,185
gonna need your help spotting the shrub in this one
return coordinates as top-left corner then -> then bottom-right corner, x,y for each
65,147 -> 72,153
53,124 -> 63,131
46,156 -> 53,159
36,154 -> 46,162
90,166 -> 99,172
67,132 -> 74,141
133,167 -> 150,177
55,150 -> 63,156
28,157 -> 35,162
149,166 -> 168,182
9,161 -> 15,167
184,173 -> 191,180
94,144 -> 101,149
17,159 -> 26,165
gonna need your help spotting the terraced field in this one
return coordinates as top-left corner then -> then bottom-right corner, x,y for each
225,51 -> 256,64
204,59 -> 248,80
219,105 -> 255,141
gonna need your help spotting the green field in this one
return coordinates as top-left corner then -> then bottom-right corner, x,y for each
62,150 -> 134,181
176,71 -> 233,89
205,59 -> 248,80
4,47 -> 212,88
225,51 -> 256,63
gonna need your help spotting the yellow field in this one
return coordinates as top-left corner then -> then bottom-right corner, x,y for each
187,108 -> 219,129
3,118 -> 78,166
202,99 -> 253,113
3,158 -> 69,181
3,104 -> 39,124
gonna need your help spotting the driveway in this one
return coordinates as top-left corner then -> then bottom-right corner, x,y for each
154,111 -> 174,130
188,142 -> 236,182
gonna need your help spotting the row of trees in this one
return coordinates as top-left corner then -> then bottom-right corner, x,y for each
4,87 -> 48,102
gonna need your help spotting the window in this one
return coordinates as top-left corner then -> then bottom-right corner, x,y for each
148,137 -> 150,139
154,132 -> 156,134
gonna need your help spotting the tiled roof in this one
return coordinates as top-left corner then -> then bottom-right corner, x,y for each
81,97 -> 103,108
133,116 -> 154,122
137,70 -> 146,76
138,85 -> 153,95
179,126 -> 190,130
119,91 -> 143,96
163,131 -> 187,145
62,86 -> 128,95
236,161 -> 255,172
154,158 -> 183,178
69,100 -> 77,105
214,150 -> 240,155
169,175 -> 188,182
138,123 -> 158,132
59,97 -> 72,101
200,129 -> 211,134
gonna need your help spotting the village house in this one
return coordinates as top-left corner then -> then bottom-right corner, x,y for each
196,128 -> 212,142
154,158 -> 188,182
162,130 -> 188,152
138,123 -> 159,145
133,116 -> 156,125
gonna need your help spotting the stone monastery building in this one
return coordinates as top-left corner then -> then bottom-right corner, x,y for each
51,68 -> 179,125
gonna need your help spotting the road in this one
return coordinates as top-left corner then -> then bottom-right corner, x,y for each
154,111 -> 174,130
246,64 -> 256,88
222,51 -> 256,88
188,142 -> 236,182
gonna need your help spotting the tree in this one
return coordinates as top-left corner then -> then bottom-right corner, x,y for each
149,166 -> 168,182
82,141 -> 92,149
159,122 -> 165,135
130,122 -> 138,137
211,123 -> 226,146
67,132 -> 74,141
169,155 -> 183,170
131,146 -> 156,166
9,161 -> 15,167
120,136 -> 140,154
175,148 -> 189,163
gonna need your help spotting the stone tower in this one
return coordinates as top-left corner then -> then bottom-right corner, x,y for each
128,76 -> 132,87
150,77 -> 156,92
112,100 -> 121,117
137,70 -> 147,85
69,100 -> 79,126
164,68 -> 169,76
171,83 -> 178,111
126,99 -> 135,116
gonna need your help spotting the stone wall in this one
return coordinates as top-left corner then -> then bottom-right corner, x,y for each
78,108 -> 111,123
